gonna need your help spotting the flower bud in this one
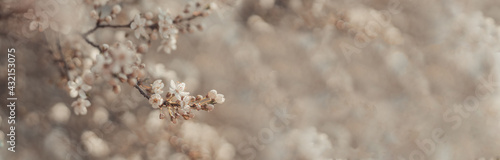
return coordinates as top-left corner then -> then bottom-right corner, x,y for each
145,12 -> 153,20
113,85 -> 121,94
100,44 -> 109,51
137,43 -> 148,54
206,104 -> 214,111
112,5 -> 122,14
90,10 -> 99,20
105,15 -> 112,23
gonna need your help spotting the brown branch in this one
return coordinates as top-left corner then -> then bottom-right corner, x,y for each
134,84 -> 150,99
81,21 -> 133,51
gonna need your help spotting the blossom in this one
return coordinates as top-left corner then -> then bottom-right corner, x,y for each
169,80 -> 189,101
91,54 -> 112,74
151,80 -> 164,94
72,98 -> 91,115
208,90 -> 217,99
109,44 -> 137,74
180,96 -> 192,112
208,90 -> 225,104
149,93 -> 164,108
215,94 -> 225,104
24,8 -> 49,32
130,14 -> 149,39
157,8 -> 176,38
157,37 -> 177,54
68,77 -> 92,98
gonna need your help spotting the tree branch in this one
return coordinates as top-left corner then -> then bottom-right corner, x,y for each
134,84 -> 150,99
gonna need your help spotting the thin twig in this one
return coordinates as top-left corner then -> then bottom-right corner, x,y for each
81,21 -> 132,51
134,84 -> 150,99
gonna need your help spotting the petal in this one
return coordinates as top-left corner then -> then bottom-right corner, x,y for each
75,77 -> 83,85
139,28 -> 149,39
70,90 -> 78,98
170,80 -> 176,89
29,21 -> 38,31
79,91 -> 87,99
135,30 -> 140,39
83,99 -> 91,107
82,84 -> 92,91
130,22 -> 138,29
134,14 -> 140,23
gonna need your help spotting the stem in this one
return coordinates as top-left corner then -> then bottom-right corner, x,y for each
81,21 -> 133,51
134,84 -> 150,99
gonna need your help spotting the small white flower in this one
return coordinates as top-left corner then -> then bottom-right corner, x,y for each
72,98 -> 91,115
215,94 -> 225,104
169,80 -> 189,101
180,96 -> 192,111
109,44 -> 136,74
24,8 -> 49,32
68,77 -> 92,98
91,54 -> 112,74
157,37 -> 177,54
151,80 -> 164,94
208,90 -> 217,99
157,8 -> 175,38
130,14 -> 149,39
149,94 -> 164,109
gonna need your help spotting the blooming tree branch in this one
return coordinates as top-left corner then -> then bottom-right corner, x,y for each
20,1 -> 224,123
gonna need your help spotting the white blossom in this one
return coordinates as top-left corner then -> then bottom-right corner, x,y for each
169,80 -> 189,101
151,80 -> 164,94
24,8 -> 49,32
215,94 -> 225,104
157,8 -> 176,38
157,37 -> 177,54
157,8 -> 178,54
208,90 -> 217,99
149,93 -> 164,109
208,90 -> 225,103
68,77 -> 91,98
91,54 -> 111,74
109,44 -> 137,74
180,96 -> 192,111
72,98 -> 91,115
130,14 -> 149,39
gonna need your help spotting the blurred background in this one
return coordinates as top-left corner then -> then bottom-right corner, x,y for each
1,0 -> 500,159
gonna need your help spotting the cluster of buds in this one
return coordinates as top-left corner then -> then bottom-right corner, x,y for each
127,2 -> 217,54
90,4 -> 122,23
175,2 -> 218,34
142,80 -> 225,124
92,41 -> 146,92
66,41 -> 146,115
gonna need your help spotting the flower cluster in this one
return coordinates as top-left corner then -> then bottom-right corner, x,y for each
68,74 -> 93,115
20,1 -> 223,121
143,80 -> 225,124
